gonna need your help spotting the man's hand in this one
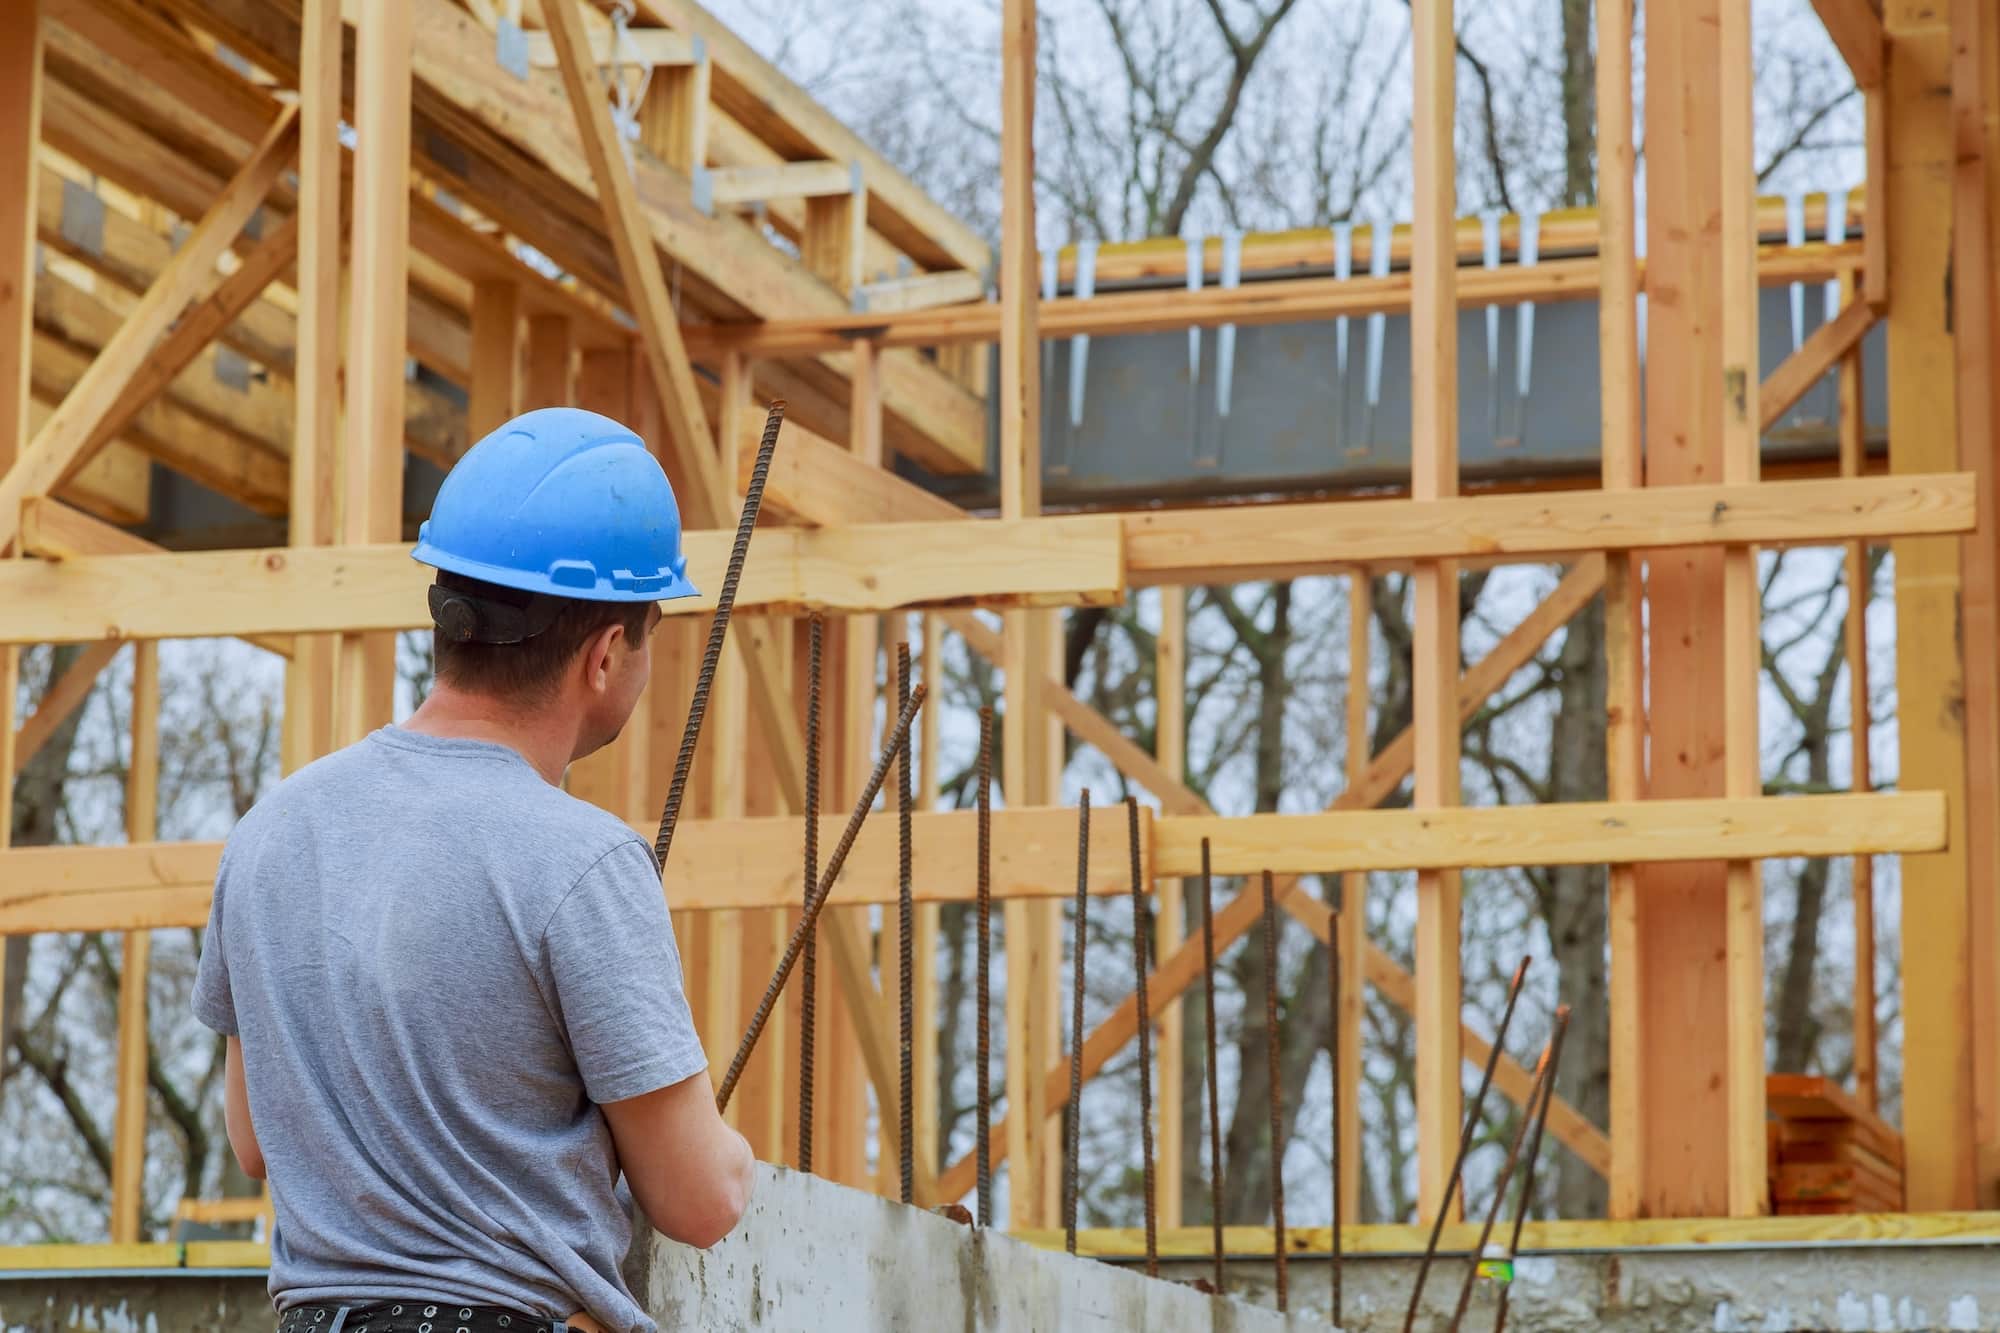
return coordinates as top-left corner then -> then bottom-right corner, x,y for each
600,1070 -> 754,1249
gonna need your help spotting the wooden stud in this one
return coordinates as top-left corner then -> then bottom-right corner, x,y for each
1410,0 -> 1463,1226
0,0 -> 40,476
468,280 -> 522,441
111,640 -> 158,1244
1837,270 -> 1878,1114
802,188 -> 867,299
283,0 -> 341,778
1597,0 -> 1646,1225
914,612 -> 943,1180
1949,0 -> 2000,1179
704,352 -> 749,1120
1154,587 -> 1186,1229
1338,575 -> 1368,1223
336,2 -> 411,744
1887,0 -> 1979,1211
524,315 -> 576,409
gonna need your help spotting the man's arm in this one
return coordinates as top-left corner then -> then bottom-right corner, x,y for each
222,1036 -> 267,1181
600,1071 -> 753,1248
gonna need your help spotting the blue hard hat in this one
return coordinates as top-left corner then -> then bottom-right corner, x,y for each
412,407 -> 699,602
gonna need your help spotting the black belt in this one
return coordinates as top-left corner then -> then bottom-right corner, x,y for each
278,1302 -> 572,1333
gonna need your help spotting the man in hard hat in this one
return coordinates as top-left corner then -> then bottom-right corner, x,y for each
192,408 -> 753,1333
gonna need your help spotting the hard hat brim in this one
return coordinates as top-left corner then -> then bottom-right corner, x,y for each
411,541 -> 701,604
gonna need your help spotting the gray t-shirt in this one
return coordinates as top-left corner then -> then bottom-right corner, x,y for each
193,726 -> 705,1333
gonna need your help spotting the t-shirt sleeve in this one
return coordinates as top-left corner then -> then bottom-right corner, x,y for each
192,847 -> 239,1037
543,839 -> 707,1104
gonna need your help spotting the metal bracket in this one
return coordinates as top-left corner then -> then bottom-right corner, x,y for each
1481,211 -> 1504,445
1215,230 -> 1242,422
1503,213 -> 1541,448
691,166 -> 714,215
1361,216 -> 1393,449
1185,235 -> 1204,387
214,345 -> 252,394
496,18 -> 529,81
1066,239 -> 1097,434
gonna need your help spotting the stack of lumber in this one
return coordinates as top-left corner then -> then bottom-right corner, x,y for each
1766,1074 -> 1904,1214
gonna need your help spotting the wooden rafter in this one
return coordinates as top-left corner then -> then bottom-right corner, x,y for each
1811,0 -> 1885,91
0,105 -> 298,553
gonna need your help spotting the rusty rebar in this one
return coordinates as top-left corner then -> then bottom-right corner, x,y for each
1329,903 -> 1344,1328
654,401 -> 785,871
896,640 -> 915,1205
1493,1007 -> 1572,1333
1065,789 -> 1091,1256
1404,955 -> 1533,1333
974,707 -> 995,1228
1447,1017 -> 1565,1332
1261,870 -> 1288,1313
1200,839 -> 1224,1293
797,613 -> 822,1174
717,682 -> 927,1112
1127,796 -> 1158,1277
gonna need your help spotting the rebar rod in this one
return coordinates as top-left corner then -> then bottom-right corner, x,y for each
1329,903 -> 1343,1328
896,641 -> 915,1205
653,401 -> 785,871
1127,796 -> 1158,1277
1065,789 -> 1091,1256
1493,1006 -> 1572,1333
716,682 -> 926,1112
797,613 -> 822,1174
1447,1027 -> 1560,1332
1200,839 -> 1224,1293
974,707 -> 995,1228
1261,869 -> 1288,1313
1403,955 -> 1533,1333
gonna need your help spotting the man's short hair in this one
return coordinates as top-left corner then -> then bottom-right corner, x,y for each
432,571 -> 651,700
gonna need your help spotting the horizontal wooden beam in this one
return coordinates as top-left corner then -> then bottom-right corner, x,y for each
684,244 -> 1864,358
697,160 -> 857,212
854,269 -> 986,315
0,793 -> 1941,935
0,514 -> 1126,643
1157,793 -> 1945,876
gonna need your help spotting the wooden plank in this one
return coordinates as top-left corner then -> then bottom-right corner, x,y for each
1154,586 -> 1186,1228
855,270 -> 986,315
684,247 -> 1864,358
1812,0 -> 1885,90
638,42 -> 710,175
706,161 -> 856,208
1887,0 -> 1979,1212
336,2 -> 410,745
469,280 -> 521,440
523,26 -> 697,68
1338,576 -> 1368,1222
1598,0 -> 1645,1223
0,0 -> 41,483
284,0 -> 341,779
743,420 -> 964,526
1720,0 -> 1767,1221
1410,0 -> 1462,1223
1838,278 -> 1879,1120
1757,299 -> 1879,432
914,612 -> 942,1181
0,515 -> 1125,644
523,315 -> 576,409
0,107 -> 299,552
1153,795 -> 1945,876
1776,1118 -> 1905,1171
10,639 -> 121,777
110,640 -> 156,1245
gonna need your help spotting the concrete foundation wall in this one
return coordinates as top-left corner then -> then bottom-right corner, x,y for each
1156,1240 -> 2000,1331
638,1164 -> 1323,1331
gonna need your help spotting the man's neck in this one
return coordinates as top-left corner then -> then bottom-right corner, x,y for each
402,684 -> 575,786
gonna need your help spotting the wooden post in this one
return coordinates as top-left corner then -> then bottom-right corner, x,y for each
1949,0 -> 2000,1185
111,640 -> 159,1244
337,1 -> 412,743
469,281 -> 522,441
283,0 -> 341,778
1154,586 -> 1186,1228
803,185 -> 866,300
1410,0 -> 1463,1225
524,315 -> 576,409
1637,0 -> 1732,1217
705,352 -> 749,1122
1888,0 -> 1979,1212
998,0 -> 1052,1230
1838,268 -> 1878,1114
0,0 -> 38,1049
1719,0 -> 1767,1219
914,611 -> 943,1180
1597,0 -> 1647,1222
1338,574 -> 1367,1223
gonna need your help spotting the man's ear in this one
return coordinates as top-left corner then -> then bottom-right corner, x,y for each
583,621 -> 627,692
